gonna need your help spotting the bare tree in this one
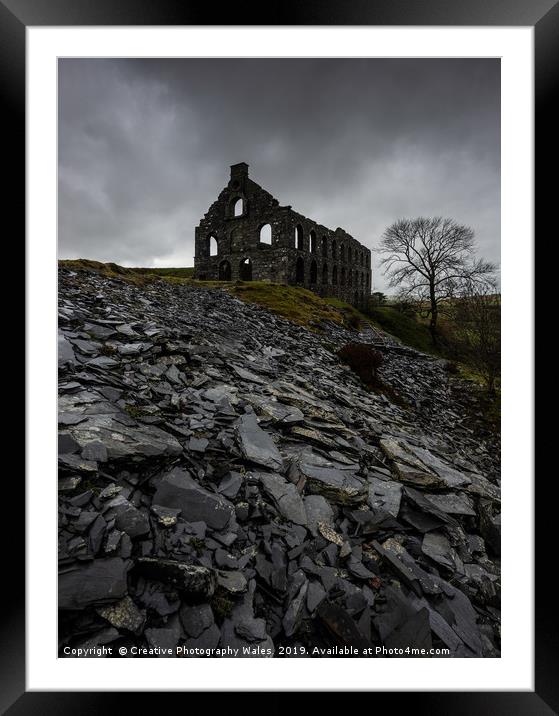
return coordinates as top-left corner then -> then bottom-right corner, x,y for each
451,279 -> 501,394
378,217 -> 496,344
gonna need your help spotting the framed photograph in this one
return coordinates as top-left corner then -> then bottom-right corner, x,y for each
7,0 -> 553,710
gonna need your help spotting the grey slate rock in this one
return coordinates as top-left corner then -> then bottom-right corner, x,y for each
282,572 -> 308,637
59,558 -> 130,610
153,467 -> 234,531
216,570 -> 248,594
145,615 -> 181,656
317,602 -> 371,650
134,558 -> 217,598
58,332 -> 76,366
67,415 -> 182,460
303,494 -> 334,537
258,472 -> 307,526
301,463 -> 368,506
217,472 -> 243,499
220,581 -> 274,657
81,441 -> 108,463
180,603 -> 214,638
306,581 -> 327,613
368,477 -> 403,517
184,623 -> 221,652
96,595 -> 145,634
422,531 -> 463,572
105,496 -> 150,539
424,492 -> 476,516
237,413 -> 284,471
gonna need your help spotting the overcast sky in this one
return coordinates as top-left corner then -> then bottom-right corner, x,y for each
58,58 -> 500,292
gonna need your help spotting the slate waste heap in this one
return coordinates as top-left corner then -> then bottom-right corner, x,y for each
58,265 -> 501,657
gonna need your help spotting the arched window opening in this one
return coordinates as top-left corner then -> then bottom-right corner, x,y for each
341,267 -> 346,286
354,291 -> 359,306
332,266 -> 338,286
295,225 -> 304,251
232,197 -> 244,217
321,236 -> 328,257
218,260 -> 231,281
348,247 -> 352,264
295,257 -> 305,284
331,240 -> 337,259
310,230 -> 317,254
361,273 -> 364,287
259,223 -> 272,245
209,235 -> 218,257
340,244 -> 346,263
322,263 -> 328,285
310,260 -> 318,284
239,257 -> 253,281
348,270 -> 352,287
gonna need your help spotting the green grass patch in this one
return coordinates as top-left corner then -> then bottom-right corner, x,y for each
59,259 -> 161,286
324,298 -> 368,330
366,306 -> 436,354
229,282 -> 347,328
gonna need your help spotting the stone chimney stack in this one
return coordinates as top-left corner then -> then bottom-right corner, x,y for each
230,162 -> 249,180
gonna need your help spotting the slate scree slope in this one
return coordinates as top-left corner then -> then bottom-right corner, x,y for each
194,163 -> 372,308
58,264 -> 500,658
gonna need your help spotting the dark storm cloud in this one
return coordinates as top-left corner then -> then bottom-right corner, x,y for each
58,58 -> 500,291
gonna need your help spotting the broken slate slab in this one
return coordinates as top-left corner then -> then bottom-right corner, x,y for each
216,570 -> 248,594
317,602 -> 371,650
59,558 -> 130,610
153,467 -> 235,531
220,580 -> 274,657
302,463 -> 367,506
258,472 -> 307,526
58,332 -> 76,366
180,603 -> 214,638
96,596 -> 145,634
424,492 -> 476,517
303,494 -> 334,537
282,572 -> 309,638
237,413 -> 284,471
145,615 -> 181,657
67,414 -> 182,460
134,558 -> 216,598
306,580 -> 327,613
367,477 -> 402,518
104,496 -> 150,539
422,531 -> 464,572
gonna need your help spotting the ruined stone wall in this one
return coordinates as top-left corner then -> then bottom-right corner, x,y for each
194,163 -> 372,308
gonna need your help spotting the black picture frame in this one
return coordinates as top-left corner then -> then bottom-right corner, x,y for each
7,0 -> 553,712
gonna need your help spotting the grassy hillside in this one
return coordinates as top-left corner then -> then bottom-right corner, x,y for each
366,306 -> 436,354
229,282 -> 347,327
58,260 -> 362,331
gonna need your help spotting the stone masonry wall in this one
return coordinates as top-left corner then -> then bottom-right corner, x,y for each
194,163 -> 372,308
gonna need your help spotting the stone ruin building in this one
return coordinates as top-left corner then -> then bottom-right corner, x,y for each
194,163 -> 372,308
